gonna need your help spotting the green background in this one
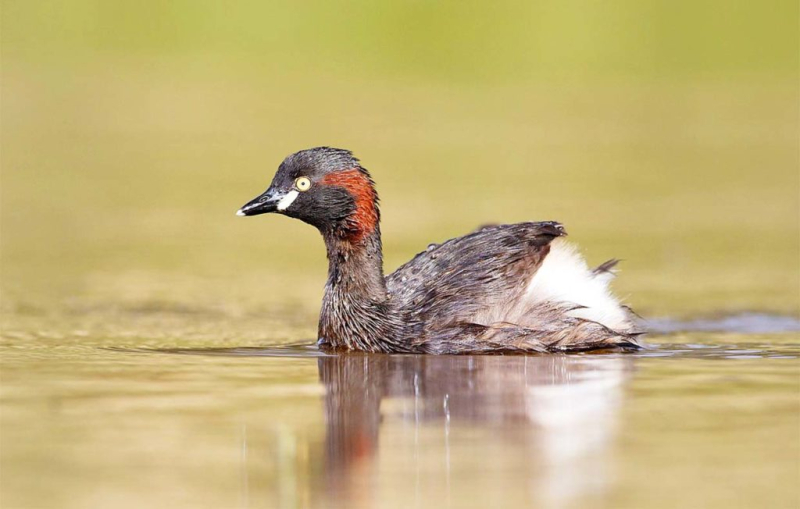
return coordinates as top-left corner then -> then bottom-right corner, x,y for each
2,0 -> 798,320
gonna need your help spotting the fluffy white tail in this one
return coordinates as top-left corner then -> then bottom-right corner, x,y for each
525,240 -> 632,332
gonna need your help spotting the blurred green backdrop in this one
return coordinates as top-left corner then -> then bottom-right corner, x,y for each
2,0 -> 798,328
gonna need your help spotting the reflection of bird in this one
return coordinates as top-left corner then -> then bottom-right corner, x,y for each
238,147 -> 643,353
315,354 -> 633,508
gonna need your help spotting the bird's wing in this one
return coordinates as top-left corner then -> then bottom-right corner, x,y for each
385,221 -> 566,326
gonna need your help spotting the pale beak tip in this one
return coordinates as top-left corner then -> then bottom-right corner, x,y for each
235,209 -> 246,217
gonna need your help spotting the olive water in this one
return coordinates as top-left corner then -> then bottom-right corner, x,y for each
1,312 -> 798,508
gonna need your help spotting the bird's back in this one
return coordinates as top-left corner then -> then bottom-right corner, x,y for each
386,222 -> 642,353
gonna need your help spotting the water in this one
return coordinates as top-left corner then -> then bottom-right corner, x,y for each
1,315 -> 798,509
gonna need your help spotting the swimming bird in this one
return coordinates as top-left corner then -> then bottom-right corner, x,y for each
237,147 -> 643,354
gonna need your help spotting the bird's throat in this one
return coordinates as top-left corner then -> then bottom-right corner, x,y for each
323,229 -> 387,303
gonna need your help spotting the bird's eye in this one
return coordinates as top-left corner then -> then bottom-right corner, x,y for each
295,177 -> 311,192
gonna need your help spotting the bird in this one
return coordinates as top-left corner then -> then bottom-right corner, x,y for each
237,147 -> 643,354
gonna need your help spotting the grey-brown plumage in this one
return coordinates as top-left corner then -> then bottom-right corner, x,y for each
238,147 -> 644,354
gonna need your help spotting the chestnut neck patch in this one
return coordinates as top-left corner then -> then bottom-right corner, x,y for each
321,168 -> 379,242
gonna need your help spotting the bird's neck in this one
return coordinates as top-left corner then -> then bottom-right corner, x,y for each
322,227 -> 387,303
318,226 -> 402,352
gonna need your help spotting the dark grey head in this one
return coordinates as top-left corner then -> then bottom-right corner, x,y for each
237,147 -> 379,240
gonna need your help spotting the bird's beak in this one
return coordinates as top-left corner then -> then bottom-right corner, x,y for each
236,187 -> 284,217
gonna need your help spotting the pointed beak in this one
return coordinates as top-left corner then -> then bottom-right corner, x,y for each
236,188 -> 283,217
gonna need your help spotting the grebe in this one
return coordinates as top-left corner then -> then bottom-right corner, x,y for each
237,147 -> 643,354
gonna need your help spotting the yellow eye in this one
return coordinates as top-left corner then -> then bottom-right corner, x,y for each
295,176 -> 311,192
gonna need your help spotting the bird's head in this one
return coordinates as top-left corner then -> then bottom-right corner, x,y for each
237,147 -> 379,242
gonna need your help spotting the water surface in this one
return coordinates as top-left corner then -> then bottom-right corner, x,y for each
2,316 -> 798,509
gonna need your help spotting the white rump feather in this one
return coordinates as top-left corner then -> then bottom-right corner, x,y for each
525,240 -> 630,331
